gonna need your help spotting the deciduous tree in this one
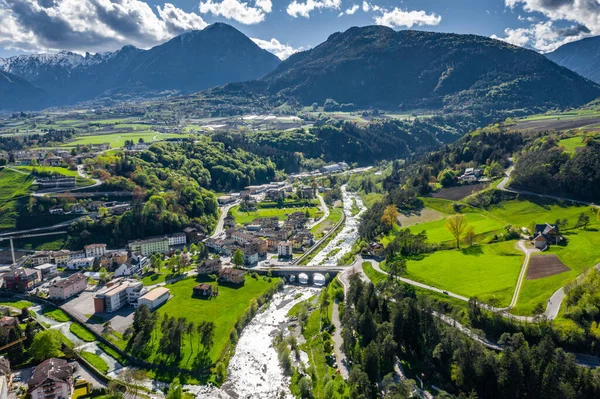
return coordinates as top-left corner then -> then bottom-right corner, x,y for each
446,214 -> 468,249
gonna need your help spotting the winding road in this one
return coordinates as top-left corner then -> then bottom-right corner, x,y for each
307,193 -> 329,229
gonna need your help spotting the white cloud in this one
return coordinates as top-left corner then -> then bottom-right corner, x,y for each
0,0 -> 207,53
362,1 -> 380,13
251,37 -> 301,59
286,0 -> 341,18
501,0 -> 598,51
374,8 -> 441,28
344,4 -> 359,15
199,0 -> 271,24
492,20 -> 591,52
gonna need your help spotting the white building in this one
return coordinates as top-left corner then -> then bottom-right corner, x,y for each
67,257 -> 95,270
128,236 -> 170,256
84,244 -> 107,258
278,241 -> 293,257
137,287 -> 170,310
34,263 -> 57,280
48,273 -> 87,301
168,233 -> 187,246
93,279 -> 145,313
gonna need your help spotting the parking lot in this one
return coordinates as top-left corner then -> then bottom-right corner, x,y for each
61,287 -> 134,334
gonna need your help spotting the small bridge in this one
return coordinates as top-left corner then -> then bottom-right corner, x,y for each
247,266 -> 344,285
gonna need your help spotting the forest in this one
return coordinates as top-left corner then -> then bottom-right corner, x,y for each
341,275 -> 600,398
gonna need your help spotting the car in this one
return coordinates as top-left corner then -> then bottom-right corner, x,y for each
442,291 -> 449,295
13,376 -> 21,382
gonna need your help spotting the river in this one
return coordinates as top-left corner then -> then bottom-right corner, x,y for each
308,185 -> 366,266
194,286 -> 321,399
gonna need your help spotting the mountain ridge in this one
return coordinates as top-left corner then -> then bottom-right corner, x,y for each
546,36 -> 600,84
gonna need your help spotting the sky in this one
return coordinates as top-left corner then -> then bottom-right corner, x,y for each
0,0 -> 597,59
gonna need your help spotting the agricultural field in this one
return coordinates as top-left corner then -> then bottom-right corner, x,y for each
311,207 -> 343,239
388,194 -> 600,315
0,168 -> 34,229
231,204 -> 322,225
140,276 -> 280,376
60,131 -> 184,148
404,241 -> 524,307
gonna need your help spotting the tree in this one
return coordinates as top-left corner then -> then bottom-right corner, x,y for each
387,259 -> 406,281
438,169 -> 455,187
465,226 -> 476,246
232,249 -> 244,268
166,377 -> 182,399
30,329 -> 62,360
576,212 -> 590,229
99,267 -> 108,283
381,204 -> 400,228
446,214 -> 468,249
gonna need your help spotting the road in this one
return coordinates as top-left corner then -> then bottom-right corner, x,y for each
207,201 -> 239,240
307,193 -> 329,229
0,214 -> 95,237
507,241 -> 534,310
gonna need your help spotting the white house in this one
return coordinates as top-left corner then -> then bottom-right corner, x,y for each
48,273 -> 87,301
84,244 -> 107,258
137,287 -> 170,310
67,257 -> 95,270
28,358 -> 73,399
168,233 -> 187,246
278,241 -> 293,257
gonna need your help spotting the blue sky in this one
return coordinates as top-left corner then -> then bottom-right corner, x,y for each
0,0 -> 596,59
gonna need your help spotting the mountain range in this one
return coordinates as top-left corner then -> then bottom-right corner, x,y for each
251,26 -> 600,112
1,23 -> 600,113
0,23 -> 281,110
546,36 -> 600,84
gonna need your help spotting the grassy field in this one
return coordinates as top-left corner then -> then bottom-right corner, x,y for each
80,351 -> 109,374
15,166 -> 95,187
0,299 -> 33,309
230,205 -> 321,225
144,276 -> 280,372
383,211 -> 504,245
559,136 -> 587,154
41,307 -> 70,322
69,323 -> 96,342
513,227 -> 600,315
311,207 -> 343,239
401,195 -> 600,314
0,168 -> 34,229
404,241 -> 523,306
60,131 -> 184,148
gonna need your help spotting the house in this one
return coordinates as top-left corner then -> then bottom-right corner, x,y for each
290,230 -> 314,249
183,227 -> 204,243
49,207 -> 65,215
242,248 -> 259,265
70,204 -> 86,213
70,251 -> 85,260
0,357 -> 10,399
220,268 -> 245,285
128,236 -> 170,256
267,238 -> 280,251
197,259 -> 222,275
0,317 -> 19,338
193,283 -> 214,298
36,176 -> 76,189
84,244 -> 107,258
205,238 -> 234,256
30,252 -> 52,267
28,358 -> 74,399
458,167 -> 485,182
533,223 -> 563,249
34,263 -> 58,280
52,250 -> 72,267
48,273 -> 87,301
224,215 -> 236,229
168,233 -> 187,246
278,241 -> 293,257
67,257 -> 95,270
228,229 -> 255,246
137,287 -> 170,310
94,280 -> 145,313
253,217 -> 279,229
113,263 -> 138,277
3,268 -> 41,292
218,196 -> 235,205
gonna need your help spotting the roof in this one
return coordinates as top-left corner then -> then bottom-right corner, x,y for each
84,243 -> 107,249
50,273 -> 87,289
5,267 -> 38,279
139,287 -> 170,302
28,358 -> 73,391
221,268 -> 245,276
34,263 -> 56,271
194,283 -> 212,290
129,236 -> 169,245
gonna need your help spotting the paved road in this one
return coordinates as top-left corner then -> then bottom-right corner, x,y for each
207,201 -> 239,240
0,214 -> 95,237
307,193 -> 329,229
